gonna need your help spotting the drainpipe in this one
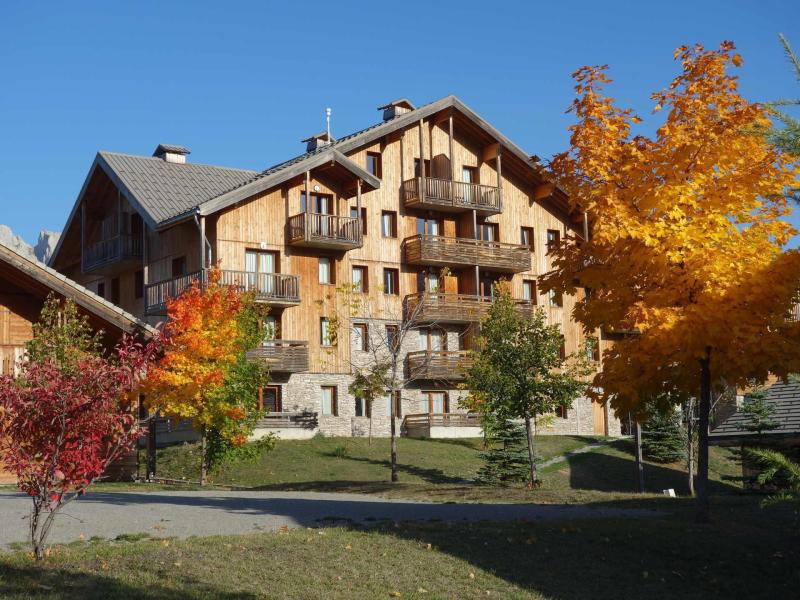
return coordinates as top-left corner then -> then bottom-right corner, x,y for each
193,212 -> 212,270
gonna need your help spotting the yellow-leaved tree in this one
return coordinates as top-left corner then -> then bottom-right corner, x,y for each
541,42 -> 800,521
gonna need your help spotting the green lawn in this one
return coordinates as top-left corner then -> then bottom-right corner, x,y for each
144,435 -> 743,505
1,499 -> 797,599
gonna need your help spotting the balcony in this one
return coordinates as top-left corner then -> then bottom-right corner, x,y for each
403,412 -> 482,438
144,269 -> 300,316
287,212 -> 362,250
402,177 -> 501,214
403,235 -> 530,273
406,350 -> 473,381
404,292 -> 536,324
82,234 -> 143,274
246,340 -> 309,373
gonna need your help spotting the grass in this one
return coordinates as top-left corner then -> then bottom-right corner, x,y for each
137,435 -> 743,505
0,499 -> 797,599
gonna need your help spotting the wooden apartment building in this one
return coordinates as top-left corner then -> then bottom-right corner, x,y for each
50,95 -> 621,438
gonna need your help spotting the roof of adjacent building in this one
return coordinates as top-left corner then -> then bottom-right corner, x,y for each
711,381 -> 800,439
0,240 -> 156,338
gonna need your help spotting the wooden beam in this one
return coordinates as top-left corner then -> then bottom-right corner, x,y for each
199,215 -> 206,270
497,148 -> 503,208
533,182 -> 555,201
482,142 -> 500,162
418,119 -> 425,199
448,110 -> 455,182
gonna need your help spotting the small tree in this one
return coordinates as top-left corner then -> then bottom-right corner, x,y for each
746,448 -> 800,508
736,386 -> 779,436
349,363 -> 389,445
476,416 -> 530,484
143,268 -> 270,484
0,297 -> 156,560
464,289 -> 590,486
642,403 -> 686,464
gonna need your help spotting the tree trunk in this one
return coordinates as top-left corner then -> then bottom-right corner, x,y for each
696,350 -> 712,523
634,419 -> 645,493
524,415 -> 538,486
390,400 -> 398,483
686,398 -> 695,497
368,408 -> 373,446
200,427 -> 208,486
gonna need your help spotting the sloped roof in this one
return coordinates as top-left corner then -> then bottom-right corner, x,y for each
0,240 -> 156,338
98,152 -> 257,225
711,381 -> 800,439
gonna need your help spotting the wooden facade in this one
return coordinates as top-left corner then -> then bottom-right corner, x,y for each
48,96 -> 614,436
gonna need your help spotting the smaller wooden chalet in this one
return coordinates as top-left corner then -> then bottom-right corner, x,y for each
0,240 -> 155,482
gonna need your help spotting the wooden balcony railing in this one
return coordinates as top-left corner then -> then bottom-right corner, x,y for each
402,177 -> 501,214
255,411 -> 318,429
144,270 -> 300,315
404,292 -> 536,324
82,234 -> 143,273
287,211 -> 362,250
403,235 -> 531,273
403,412 -> 482,428
406,350 -> 473,381
246,340 -> 309,373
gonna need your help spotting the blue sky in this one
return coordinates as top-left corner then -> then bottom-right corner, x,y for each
1,1 -> 798,245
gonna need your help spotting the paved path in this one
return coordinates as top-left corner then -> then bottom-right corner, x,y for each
539,440 -> 616,468
0,490 -> 658,547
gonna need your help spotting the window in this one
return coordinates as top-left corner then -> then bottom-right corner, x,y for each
384,390 -> 402,417
171,256 -> 187,277
319,257 -> 333,284
352,265 -> 368,293
416,217 -> 441,236
546,229 -> 561,252
414,158 -> 431,177
321,386 -> 338,416
425,391 -> 449,414
366,152 -> 382,177
520,227 -> 534,251
97,281 -> 105,299
522,279 -> 537,303
549,288 -> 563,308
355,395 -> 371,418
383,268 -> 399,295
381,211 -> 397,238
352,323 -> 368,352
111,277 -> 120,305
385,325 -> 399,352
259,386 -> 282,412
586,337 -> 600,362
417,271 -> 439,293
350,206 -> 368,235
134,270 -> 144,299
480,222 -> 499,242
264,315 -> 278,340
556,405 -> 568,419
419,328 -> 445,351
320,318 -> 333,347
301,192 -> 332,214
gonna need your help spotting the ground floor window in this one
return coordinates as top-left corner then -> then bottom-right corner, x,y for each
424,391 -> 449,414
259,386 -> 282,413
556,405 -> 568,419
355,396 -> 371,418
321,386 -> 338,416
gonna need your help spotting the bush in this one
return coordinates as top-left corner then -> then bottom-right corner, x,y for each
476,418 -> 530,484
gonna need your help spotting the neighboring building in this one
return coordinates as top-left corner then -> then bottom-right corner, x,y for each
0,240 -> 156,482
49,95 -> 622,439
711,381 -> 800,447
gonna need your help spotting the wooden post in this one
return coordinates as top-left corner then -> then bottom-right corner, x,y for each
356,178 -> 363,245
448,109 -> 455,181
696,348 -> 712,522
80,202 -> 85,273
583,211 -> 590,241
497,148 -> 503,209
199,215 -> 206,270
305,170 -> 311,242
473,209 -> 479,295
418,119 -> 426,203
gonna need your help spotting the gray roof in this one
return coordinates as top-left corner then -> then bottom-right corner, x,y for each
153,144 -> 190,156
711,381 -> 800,438
98,152 -> 257,225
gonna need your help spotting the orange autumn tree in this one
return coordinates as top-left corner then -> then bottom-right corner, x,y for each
541,42 -> 800,521
143,267 -> 270,484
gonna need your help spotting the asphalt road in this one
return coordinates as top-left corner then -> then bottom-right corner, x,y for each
0,490 -> 658,547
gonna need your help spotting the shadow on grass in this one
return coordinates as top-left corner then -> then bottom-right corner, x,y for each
319,453 -> 468,484
562,439 -> 739,496
0,562 -> 255,600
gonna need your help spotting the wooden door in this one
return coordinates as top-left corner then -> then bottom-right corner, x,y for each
593,400 -> 607,435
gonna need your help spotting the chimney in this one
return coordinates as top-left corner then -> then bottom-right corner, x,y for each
302,132 -> 336,152
377,99 -> 415,122
153,144 -> 190,164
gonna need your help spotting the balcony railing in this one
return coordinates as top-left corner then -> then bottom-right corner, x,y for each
246,340 -> 309,373
403,235 -> 531,273
82,234 -> 143,273
402,177 -> 501,214
404,412 -> 482,428
287,211 -> 362,250
144,270 -> 300,315
406,350 -> 473,381
255,411 -> 318,429
404,292 -> 536,324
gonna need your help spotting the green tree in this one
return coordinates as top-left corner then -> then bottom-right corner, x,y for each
349,362 -> 390,445
464,289 -> 590,486
765,35 -> 800,159
641,402 -> 685,464
746,448 -> 800,508
736,386 -> 779,436
476,416 -> 530,484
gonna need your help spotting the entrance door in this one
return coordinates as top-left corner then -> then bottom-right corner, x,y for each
246,250 -> 278,294
260,386 -> 282,413
427,391 -> 448,414
462,166 -> 477,204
